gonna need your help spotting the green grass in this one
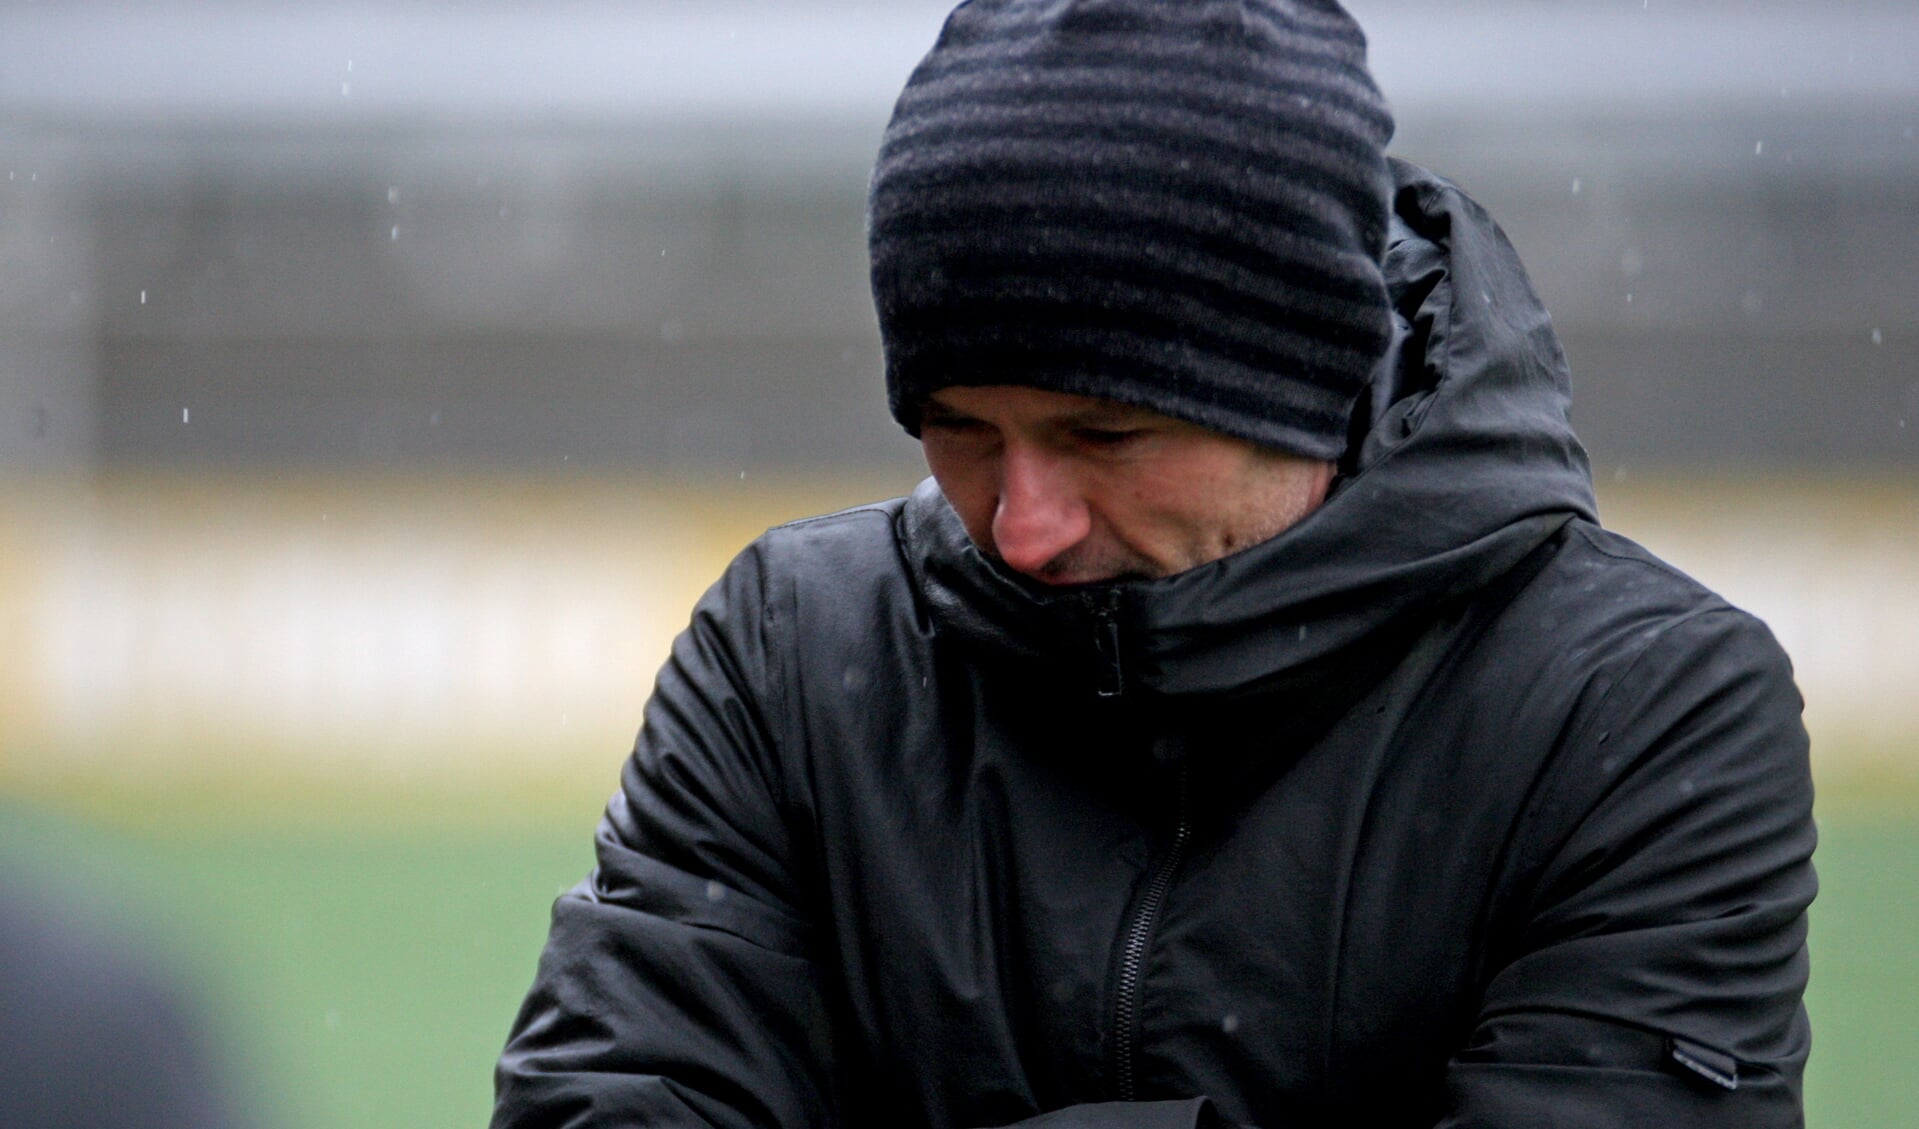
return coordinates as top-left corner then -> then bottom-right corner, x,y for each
1805,816 -> 1919,1128
3,798 -> 1914,1128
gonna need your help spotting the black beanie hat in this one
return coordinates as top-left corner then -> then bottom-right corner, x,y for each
870,0 -> 1395,460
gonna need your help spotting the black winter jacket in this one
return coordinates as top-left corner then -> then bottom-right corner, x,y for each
493,162 -> 1816,1129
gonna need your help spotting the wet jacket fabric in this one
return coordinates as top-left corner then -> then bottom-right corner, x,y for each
493,161 -> 1815,1129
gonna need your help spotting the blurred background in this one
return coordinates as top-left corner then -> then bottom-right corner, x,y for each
1,0 -> 1914,1125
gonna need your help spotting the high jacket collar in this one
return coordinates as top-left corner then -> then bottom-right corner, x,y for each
902,160 -> 1598,706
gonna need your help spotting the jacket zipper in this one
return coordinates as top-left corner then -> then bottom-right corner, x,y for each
1091,588 -> 1124,698
1112,766 -> 1191,1101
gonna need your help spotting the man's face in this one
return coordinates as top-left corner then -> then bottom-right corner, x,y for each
919,385 -> 1335,586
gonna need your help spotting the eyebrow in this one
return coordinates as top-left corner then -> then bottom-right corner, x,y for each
918,399 -> 976,425
1061,405 -> 1151,426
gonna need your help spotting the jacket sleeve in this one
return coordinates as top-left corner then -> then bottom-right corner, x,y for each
1438,606 -> 1816,1128
493,539 -> 839,1129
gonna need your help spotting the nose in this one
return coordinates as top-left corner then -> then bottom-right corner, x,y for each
992,443 -> 1092,579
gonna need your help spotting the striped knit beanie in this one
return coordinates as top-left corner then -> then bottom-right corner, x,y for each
870,0 -> 1395,460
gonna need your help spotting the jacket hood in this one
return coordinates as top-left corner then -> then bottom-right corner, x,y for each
902,159 -> 1597,702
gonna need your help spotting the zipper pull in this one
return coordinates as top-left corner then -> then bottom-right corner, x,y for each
1092,588 -> 1124,699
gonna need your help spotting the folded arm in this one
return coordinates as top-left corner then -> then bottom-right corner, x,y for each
1439,607 -> 1816,1127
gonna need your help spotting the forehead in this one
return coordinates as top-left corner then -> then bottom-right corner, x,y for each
925,385 -> 1171,426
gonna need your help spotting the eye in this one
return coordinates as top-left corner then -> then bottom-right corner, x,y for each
1073,426 -> 1145,448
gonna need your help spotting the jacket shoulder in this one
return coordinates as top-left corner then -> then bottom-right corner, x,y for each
761,495 -> 908,548
750,495 -> 915,603
1491,515 -> 1813,911
743,494 -> 929,696
1461,516 -> 1809,878
1516,517 -> 1791,675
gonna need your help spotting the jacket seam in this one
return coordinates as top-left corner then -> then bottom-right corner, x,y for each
744,533 -> 816,958
892,501 -> 941,637
1568,522 -> 1731,597
756,539 -> 790,783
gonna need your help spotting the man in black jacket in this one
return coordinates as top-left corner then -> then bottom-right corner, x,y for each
494,2 -> 1816,1127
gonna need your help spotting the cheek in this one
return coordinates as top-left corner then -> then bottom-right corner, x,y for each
922,440 -> 1000,533
1116,455 -> 1233,519
1113,452 -> 1279,541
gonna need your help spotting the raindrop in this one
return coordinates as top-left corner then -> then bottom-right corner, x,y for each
704,880 -> 727,903
1754,140 -> 1764,156
139,289 -> 147,304
341,82 -> 352,98
387,186 -> 399,205
182,407 -> 190,424
739,470 -> 748,481
346,59 -> 355,73
1570,177 -> 1582,196
1222,1014 -> 1241,1034
390,225 -> 400,241
1871,328 -> 1883,346
1625,292 -> 1634,304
